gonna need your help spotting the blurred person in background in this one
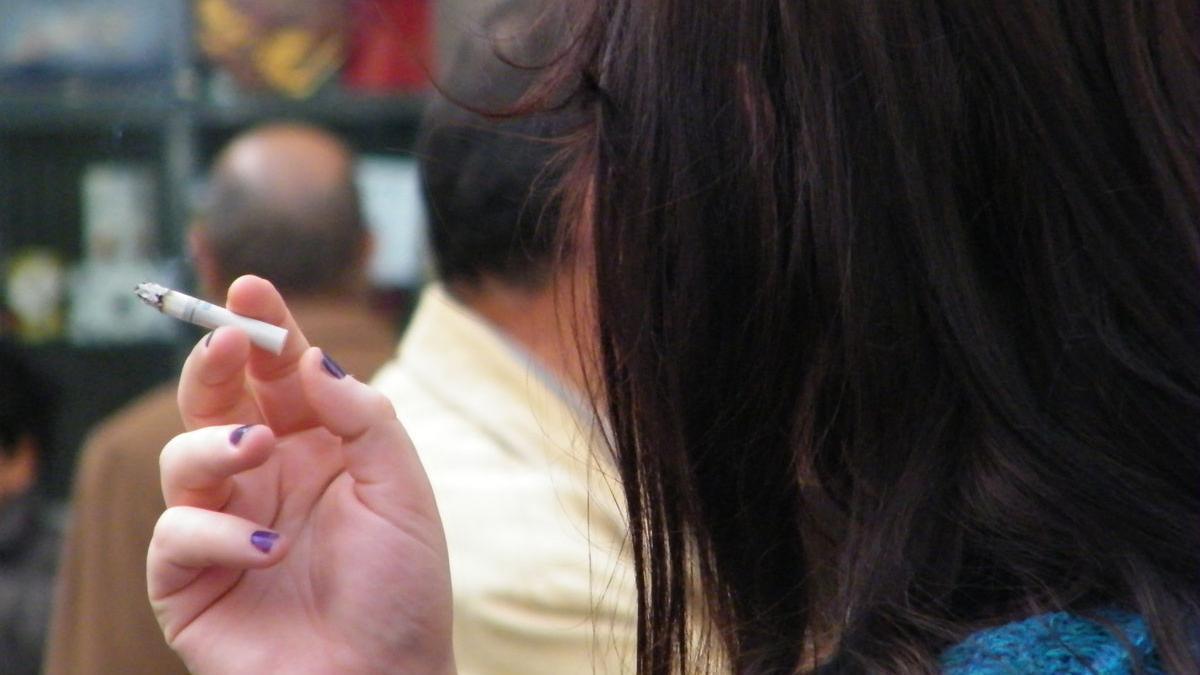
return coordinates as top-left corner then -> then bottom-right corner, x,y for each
0,340 -> 61,675
366,3 -> 636,672
43,123 -> 397,675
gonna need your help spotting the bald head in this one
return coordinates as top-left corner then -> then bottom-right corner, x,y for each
196,124 -> 367,296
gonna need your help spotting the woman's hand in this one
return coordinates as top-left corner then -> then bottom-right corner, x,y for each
147,276 -> 454,674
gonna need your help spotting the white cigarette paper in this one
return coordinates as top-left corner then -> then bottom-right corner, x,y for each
134,282 -> 289,355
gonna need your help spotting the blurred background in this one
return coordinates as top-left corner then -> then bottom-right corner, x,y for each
0,0 -> 502,499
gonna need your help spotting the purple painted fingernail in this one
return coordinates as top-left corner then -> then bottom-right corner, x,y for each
230,425 -> 253,446
250,530 -> 279,554
321,352 -> 347,379
204,331 -> 214,347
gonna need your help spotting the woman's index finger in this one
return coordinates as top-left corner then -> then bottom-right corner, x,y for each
178,326 -> 263,430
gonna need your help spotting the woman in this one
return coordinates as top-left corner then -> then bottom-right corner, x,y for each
146,1 -> 1199,672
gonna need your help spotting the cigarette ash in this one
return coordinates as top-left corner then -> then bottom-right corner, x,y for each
134,282 -> 170,310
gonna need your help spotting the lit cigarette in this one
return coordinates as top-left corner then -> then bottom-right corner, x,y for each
134,282 -> 288,355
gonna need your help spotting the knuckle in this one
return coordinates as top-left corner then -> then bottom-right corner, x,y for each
158,434 -> 187,474
152,507 -> 187,546
364,387 -> 398,421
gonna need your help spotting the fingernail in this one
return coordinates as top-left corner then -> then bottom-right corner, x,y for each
204,331 -> 214,347
230,425 -> 254,446
250,530 -> 279,554
321,352 -> 346,379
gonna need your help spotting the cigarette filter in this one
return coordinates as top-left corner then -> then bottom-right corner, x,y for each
134,282 -> 289,355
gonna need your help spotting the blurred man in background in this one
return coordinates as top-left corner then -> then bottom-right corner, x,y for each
0,340 -> 60,675
368,3 -> 637,672
43,123 -> 397,675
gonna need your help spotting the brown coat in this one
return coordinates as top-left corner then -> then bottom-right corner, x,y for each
43,301 -> 397,675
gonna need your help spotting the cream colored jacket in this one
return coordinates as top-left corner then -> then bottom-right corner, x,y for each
371,285 -> 636,675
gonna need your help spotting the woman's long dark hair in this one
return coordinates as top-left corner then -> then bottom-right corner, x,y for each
548,1 -> 1200,672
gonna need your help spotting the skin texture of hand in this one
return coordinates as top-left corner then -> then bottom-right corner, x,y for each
146,276 -> 455,674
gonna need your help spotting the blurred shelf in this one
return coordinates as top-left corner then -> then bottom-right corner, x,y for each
19,339 -> 184,353
0,89 -> 179,132
196,90 -> 428,129
0,89 -> 428,133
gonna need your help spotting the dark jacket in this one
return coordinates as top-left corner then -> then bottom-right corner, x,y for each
0,492 -> 62,675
